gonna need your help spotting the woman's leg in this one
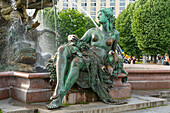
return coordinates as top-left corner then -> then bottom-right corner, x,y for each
46,57 -> 84,109
63,57 -> 84,97
51,46 -> 69,99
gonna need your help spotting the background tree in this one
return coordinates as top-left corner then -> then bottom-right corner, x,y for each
115,3 -> 142,60
112,16 -> 116,29
132,0 -> 170,63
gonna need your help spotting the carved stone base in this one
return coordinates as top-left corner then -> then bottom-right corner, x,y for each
0,87 -> 10,100
63,73 -> 131,104
62,85 -> 99,104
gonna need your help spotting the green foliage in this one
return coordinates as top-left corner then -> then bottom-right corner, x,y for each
41,8 -> 97,46
62,103 -> 70,106
0,109 -> 2,113
132,0 -> 170,55
112,16 -> 116,29
79,101 -> 88,104
115,3 -> 142,57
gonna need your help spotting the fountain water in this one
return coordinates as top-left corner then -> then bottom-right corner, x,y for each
31,0 -> 58,71
41,0 -> 44,28
11,0 -> 17,10
26,0 -> 29,8
0,0 -> 59,72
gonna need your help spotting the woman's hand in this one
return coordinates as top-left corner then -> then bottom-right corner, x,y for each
68,35 -> 79,43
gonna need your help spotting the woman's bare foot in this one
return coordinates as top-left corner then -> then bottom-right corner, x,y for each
50,94 -> 59,100
50,89 -> 65,100
46,97 -> 62,110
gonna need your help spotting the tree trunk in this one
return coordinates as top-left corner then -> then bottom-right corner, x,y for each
137,56 -> 140,62
153,55 -> 157,63
151,55 -> 153,61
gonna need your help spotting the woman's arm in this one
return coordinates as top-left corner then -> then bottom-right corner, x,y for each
80,28 -> 95,43
112,30 -> 119,51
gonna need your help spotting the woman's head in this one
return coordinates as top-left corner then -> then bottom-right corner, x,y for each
99,8 -> 114,20
98,8 -> 114,30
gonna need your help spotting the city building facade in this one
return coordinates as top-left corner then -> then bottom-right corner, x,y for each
58,0 -> 135,19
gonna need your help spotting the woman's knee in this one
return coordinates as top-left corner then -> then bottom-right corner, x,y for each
58,46 -> 66,55
72,57 -> 82,66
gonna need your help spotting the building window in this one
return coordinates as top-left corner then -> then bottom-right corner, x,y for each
91,7 -> 96,11
81,0 -> 87,2
91,0 -> 96,20
81,3 -> 87,6
100,0 -> 106,10
110,3 -> 115,6
100,3 -> 106,6
119,7 -> 125,10
91,3 -> 96,6
110,0 -> 116,14
100,7 -> 106,9
72,0 -> 77,10
120,3 -> 125,6
129,0 -> 135,3
63,3 -> 68,7
81,0 -> 87,15
90,12 -> 96,15
72,4 -> 77,9
63,0 -> 68,10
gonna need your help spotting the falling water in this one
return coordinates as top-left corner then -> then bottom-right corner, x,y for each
26,0 -> 29,8
11,0 -> 17,10
52,0 -> 58,47
33,0 -> 58,71
52,0 -> 57,34
26,9 -> 36,17
41,0 -> 44,27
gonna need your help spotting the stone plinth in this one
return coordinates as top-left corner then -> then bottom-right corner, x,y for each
110,73 -> 131,99
63,85 -> 99,104
127,70 -> 170,90
0,72 -> 53,103
63,73 -> 131,104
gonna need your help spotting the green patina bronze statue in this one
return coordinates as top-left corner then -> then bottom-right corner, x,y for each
46,8 -> 127,109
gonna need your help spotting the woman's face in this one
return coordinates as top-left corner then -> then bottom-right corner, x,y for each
98,12 -> 107,24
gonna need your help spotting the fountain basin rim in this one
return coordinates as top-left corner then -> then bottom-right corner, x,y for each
0,71 -> 50,78
126,69 -> 170,74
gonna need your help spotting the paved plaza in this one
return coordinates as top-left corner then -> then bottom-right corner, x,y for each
0,90 -> 169,113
